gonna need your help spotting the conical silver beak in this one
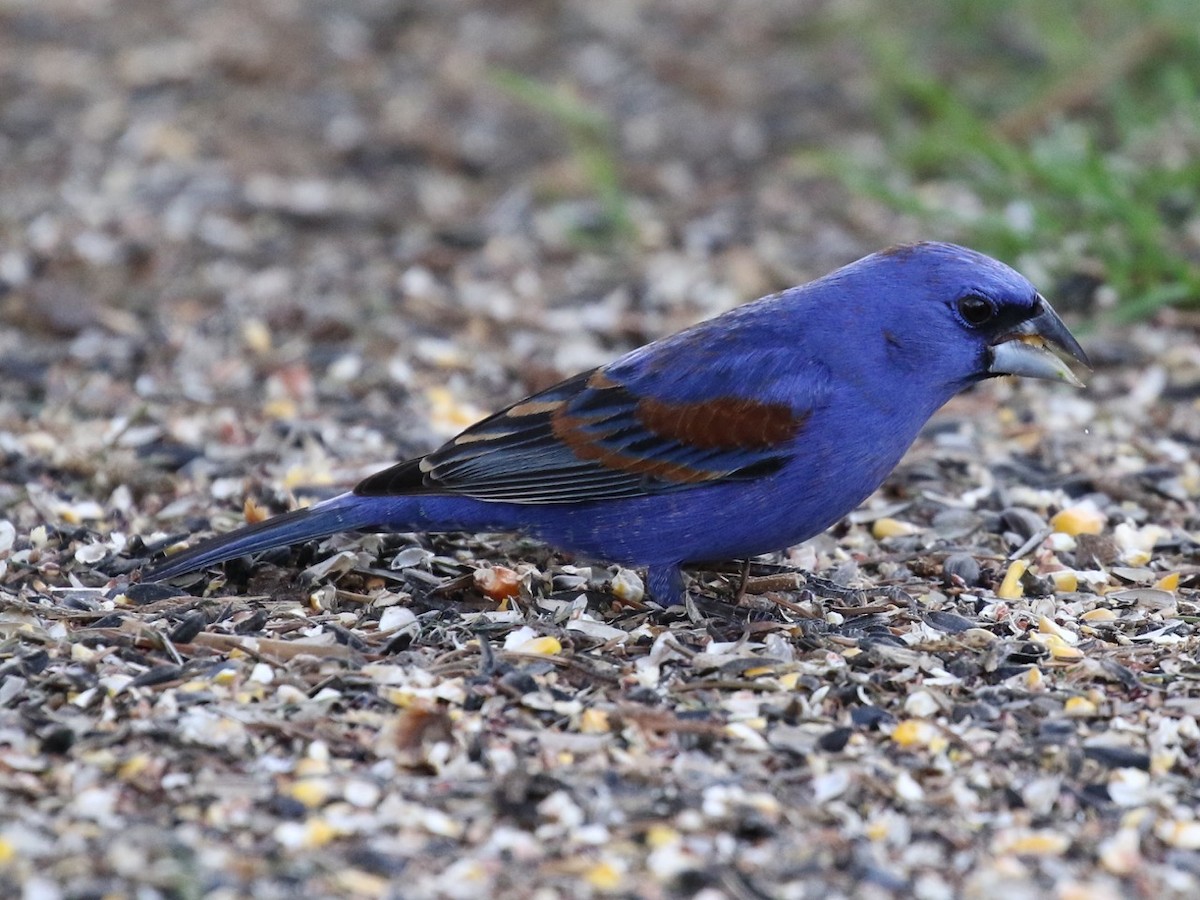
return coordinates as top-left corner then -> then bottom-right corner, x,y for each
987,295 -> 1091,387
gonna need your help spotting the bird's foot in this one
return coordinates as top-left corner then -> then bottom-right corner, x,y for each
646,565 -> 684,607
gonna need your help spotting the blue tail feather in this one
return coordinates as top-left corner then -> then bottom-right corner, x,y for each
146,493 -> 378,580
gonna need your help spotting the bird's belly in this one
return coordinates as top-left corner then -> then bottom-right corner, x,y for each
519,474 -> 874,567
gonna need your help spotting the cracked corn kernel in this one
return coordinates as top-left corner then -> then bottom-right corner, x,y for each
242,317 -> 272,354
71,643 -> 98,662
1000,831 -> 1070,856
584,861 -> 622,891
1081,608 -> 1116,622
1114,522 -> 1169,567
611,568 -> 644,603
1120,809 -> 1150,830
332,870 -> 390,897
118,754 -> 152,780
1024,667 -> 1043,690
892,719 -> 936,747
303,818 -> 337,848
997,560 -> 1027,600
579,709 -> 610,733
384,688 -> 417,708
1064,696 -> 1098,716
1049,644 -> 1085,662
263,397 -> 297,420
1050,505 -> 1105,536
282,466 -> 333,491
872,517 -> 921,539
743,666 -> 776,679
865,819 -> 890,841
1151,752 -> 1176,776
1031,632 -> 1064,650
517,635 -> 562,656
427,386 -> 485,432
288,779 -> 332,809
1051,648 -> 1089,662
1154,572 -> 1180,591
294,756 -> 330,777
0,838 -> 12,865
474,565 -> 520,601
1038,616 -> 1078,645
308,585 -> 335,611
1048,570 -> 1078,592
645,824 -> 679,848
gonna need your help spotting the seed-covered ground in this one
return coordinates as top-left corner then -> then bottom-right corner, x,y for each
2,2 -> 1200,898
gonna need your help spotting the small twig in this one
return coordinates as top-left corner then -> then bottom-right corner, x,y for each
187,632 -> 357,662
671,678 -> 782,694
618,706 -> 728,735
1008,526 -> 1053,562
499,650 -> 623,683
744,573 -> 808,595
734,559 -> 752,605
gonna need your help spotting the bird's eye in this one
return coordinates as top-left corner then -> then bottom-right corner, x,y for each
957,295 -> 995,327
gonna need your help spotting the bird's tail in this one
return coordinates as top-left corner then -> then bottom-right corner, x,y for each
145,492 -> 383,581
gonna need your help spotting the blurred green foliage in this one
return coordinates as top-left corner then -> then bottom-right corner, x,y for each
492,69 -> 635,246
832,0 -> 1200,320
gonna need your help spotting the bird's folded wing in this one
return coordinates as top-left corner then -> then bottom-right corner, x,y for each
355,355 -> 818,505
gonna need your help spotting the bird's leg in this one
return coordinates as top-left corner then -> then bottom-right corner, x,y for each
647,564 -> 684,606
734,558 -> 751,604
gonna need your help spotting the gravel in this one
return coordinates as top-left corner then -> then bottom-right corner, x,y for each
3,1 -> 1200,898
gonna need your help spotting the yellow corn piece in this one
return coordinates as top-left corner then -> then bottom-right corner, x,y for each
1038,616 -> 1078,644
1050,505 -> 1106,536
1048,570 -> 1078,592
1154,572 -> 1180,592
579,709 -> 610,734
997,560 -> 1028,600
1064,696 -> 1097,715
872,517 -> 921,539
892,719 -> 936,747
1050,644 -> 1085,662
517,636 -> 562,656
585,861 -> 622,891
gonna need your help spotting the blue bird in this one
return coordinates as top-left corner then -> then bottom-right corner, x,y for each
146,242 -> 1089,605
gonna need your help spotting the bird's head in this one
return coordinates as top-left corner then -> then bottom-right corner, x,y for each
826,242 -> 1090,395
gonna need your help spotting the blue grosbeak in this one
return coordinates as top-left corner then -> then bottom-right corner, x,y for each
148,242 -> 1089,604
